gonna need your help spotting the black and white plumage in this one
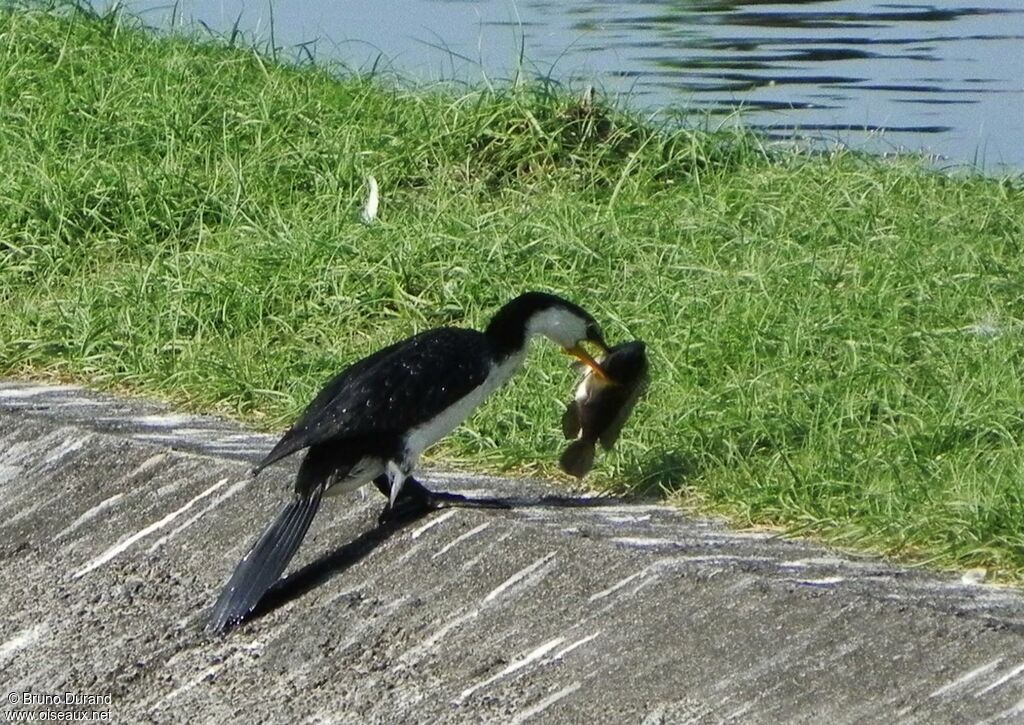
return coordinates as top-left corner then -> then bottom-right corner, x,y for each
208,291 -> 607,632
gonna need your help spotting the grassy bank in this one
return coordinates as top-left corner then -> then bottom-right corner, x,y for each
3,5 -> 1024,575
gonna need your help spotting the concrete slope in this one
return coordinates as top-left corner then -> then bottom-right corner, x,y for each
2,380 -> 1024,724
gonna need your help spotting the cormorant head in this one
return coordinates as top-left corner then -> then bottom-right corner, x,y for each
486,292 -> 609,377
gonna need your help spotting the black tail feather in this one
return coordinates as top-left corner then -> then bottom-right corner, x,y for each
208,486 -> 324,634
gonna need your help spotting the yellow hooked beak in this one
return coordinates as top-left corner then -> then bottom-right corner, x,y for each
565,343 -> 610,382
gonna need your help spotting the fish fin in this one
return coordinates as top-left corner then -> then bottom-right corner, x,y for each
561,401 -> 582,440
559,440 -> 596,478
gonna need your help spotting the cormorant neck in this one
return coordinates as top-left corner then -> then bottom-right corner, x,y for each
484,292 -> 567,362
484,306 -> 529,362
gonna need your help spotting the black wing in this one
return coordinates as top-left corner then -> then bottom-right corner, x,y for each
255,328 -> 492,471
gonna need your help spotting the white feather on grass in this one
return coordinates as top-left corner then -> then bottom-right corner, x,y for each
360,175 -> 379,224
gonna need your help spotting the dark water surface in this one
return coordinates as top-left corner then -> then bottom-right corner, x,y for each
125,0 -> 1024,171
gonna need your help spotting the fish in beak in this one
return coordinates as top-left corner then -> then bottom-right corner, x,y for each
560,340 -> 649,478
566,343 -> 611,382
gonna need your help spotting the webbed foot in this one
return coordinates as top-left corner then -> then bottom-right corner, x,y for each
372,475 -> 511,525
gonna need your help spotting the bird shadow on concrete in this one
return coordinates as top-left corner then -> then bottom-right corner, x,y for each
247,486 -> 637,625
249,504 -> 427,623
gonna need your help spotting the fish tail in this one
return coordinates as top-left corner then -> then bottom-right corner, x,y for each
559,440 -> 596,479
207,486 -> 324,634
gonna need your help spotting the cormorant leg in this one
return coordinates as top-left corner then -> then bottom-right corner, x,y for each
374,473 -> 435,524
372,473 -> 432,502
373,474 -> 511,525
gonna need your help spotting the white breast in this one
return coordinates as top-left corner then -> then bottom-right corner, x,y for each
404,352 -> 525,463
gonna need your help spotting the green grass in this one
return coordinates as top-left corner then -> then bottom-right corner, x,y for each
3,4 -> 1024,576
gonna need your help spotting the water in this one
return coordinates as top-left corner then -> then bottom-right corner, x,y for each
124,0 -> 1024,171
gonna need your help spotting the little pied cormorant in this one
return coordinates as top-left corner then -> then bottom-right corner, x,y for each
208,291 -> 608,632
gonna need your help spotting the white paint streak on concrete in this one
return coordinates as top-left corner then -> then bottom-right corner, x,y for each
7,499 -> 46,525
146,478 -> 250,552
930,658 -> 1004,698
630,574 -> 661,596
208,446 -> 262,457
168,427 -> 219,438
907,579 -> 1022,596
483,552 -> 557,604
410,510 -> 458,539
989,697 -> 1024,723
134,414 -> 197,428
976,661 -> 1024,696
601,513 -> 652,524
131,433 -> 184,443
46,398 -> 94,407
544,633 -> 601,664
791,576 -> 846,587
379,595 -> 412,615
510,682 -> 582,723
400,610 -> 480,664
393,541 -> 426,567
718,530 -> 775,540
455,637 -> 566,704
590,558 -> 698,604
0,623 -> 48,668
72,478 -> 230,579
609,537 -> 677,549
676,554 -> 774,565
53,493 -> 125,541
433,522 -> 491,559
719,575 -> 758,599
0,385 -> 70,398
459,552 -> 488,572
321,586 -> 364,608
152,478 -> 193,499
778,560 -> 809,569
726,703 -> 753,720
216,433 -> 267,442
781,556 -> 877,570
128,453 -> 168,479
236,639 -> 267,655
163,665 -> 223,701
0,464 -> 22,486
578,504 -> 663,517
589,571 -> 645,603
43,434 -> 88,464
461,488 -> 506,498
1,434 -> 61,466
